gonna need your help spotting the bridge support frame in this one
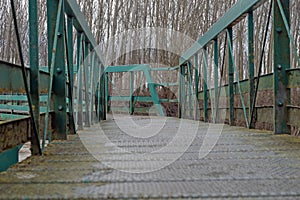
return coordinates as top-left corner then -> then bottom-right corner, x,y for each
47,0 -> 67,140
273,0 -> 290,134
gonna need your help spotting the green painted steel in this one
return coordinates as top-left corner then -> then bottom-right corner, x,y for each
214,39 -> 219,123
276,0 -> 300,67
180,0 -> 266,64
248,11 -> 255,128
187,62 -> 193,118
29,0 -> 40,153
89,52 -> 96,124
101,64 -> 106,120
109,96 -> 178,103
84,41 -> 90,127
130,72 -> 134,115
105,64 -> 149,73
105,73 -> 109,113
64,0 -> 104,64
10,0 -> 42,155
0,145 -> 22,172
273,0 -> 290,134
47,0 -> 67,140
76,33 -> 83,130
66,15 -> 76,134
227,28 -> 234,126
202,48 -> 209,122
194,53 -> 199,120
105,65 -> 165,116
226,29 -> 249,128
178,65 -> 185,118
142,68 -> 164,116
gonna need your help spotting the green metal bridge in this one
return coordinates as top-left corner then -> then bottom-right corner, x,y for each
1,0 -> 300,199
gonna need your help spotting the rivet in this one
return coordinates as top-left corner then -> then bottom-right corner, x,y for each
57,32 -> 62,37
276,27 -> 282,33
58,105 -> 64,111
278,102 -> 284,107
57,68 -> 63,74
277,64 -> 282,70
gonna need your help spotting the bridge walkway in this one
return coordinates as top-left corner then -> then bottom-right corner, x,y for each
1,115 -> 300,199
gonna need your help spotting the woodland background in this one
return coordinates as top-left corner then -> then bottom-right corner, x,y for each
0,0 -> 299,86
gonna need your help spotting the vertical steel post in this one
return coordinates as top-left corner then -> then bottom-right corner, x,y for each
89,52 -> 95,124
130,72 -> 134,115
187,62 -> 193,119
248,11 -> 255,128
83,40 -> 91,127
76,32 -> 83,130
194,53 -> 199,120
214,39 -> 219,123
101,65 -> 107,120
273,0 -> 290,134
105,72 -> 109,113
66,15 -> 75,134
227,28 -> 234,126
47,0 -> 67,140
178,65 -> 186,118
29,0 -> 40,154
203,48 -> 208,122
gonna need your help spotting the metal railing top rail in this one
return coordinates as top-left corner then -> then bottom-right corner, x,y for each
180,0 -> 267,65
64,0 -> 105,65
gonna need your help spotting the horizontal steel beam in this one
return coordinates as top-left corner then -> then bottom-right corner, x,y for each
105,64 -> 150,73
0,61 -> 50,93
180,0 -> 267,64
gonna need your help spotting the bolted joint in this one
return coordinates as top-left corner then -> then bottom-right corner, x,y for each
58,105 -> 64,111
278,102 -> 284,107
56,68 -> 63,74
276,27 -> 283,33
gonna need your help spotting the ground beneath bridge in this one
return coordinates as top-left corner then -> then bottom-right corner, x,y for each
1,115 -> 300,199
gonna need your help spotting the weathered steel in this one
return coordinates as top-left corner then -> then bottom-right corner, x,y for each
84,41 -> 90,127
130,72 -> 134,115
180,0 -> 267,64
227,28 -> 234,126
214,39 -> 219,123
178,65 -> 185,118
76,32 -> 83,130
64,0 -> 104,64
29,0 -> 40,151
273,0 -> 290,134
47,0 -> 67,140
187,62 -> 193,118
11,0 -> 42,155
194,53 -> 199,120
0,145 -> 21,172
202,48 -> 208,122
66,15 -> 76,134
226,29 -> 249,128
248,11 -> 255,128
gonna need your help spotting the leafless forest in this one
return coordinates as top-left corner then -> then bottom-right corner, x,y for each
0,0 -> 299,83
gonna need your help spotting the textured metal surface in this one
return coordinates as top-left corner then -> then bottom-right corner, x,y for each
1,116 -> 300,199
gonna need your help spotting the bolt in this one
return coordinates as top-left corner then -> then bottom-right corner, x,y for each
277,65 -> 282,70
57,68 -> 63,74
57,32 -> 62,37
276,27 -> 283,33
58,105 -> 64,111
278,102 -> 284,107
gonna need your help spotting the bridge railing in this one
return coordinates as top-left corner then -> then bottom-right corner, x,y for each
0,0 -> 106,165
179,0 -> 300,135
